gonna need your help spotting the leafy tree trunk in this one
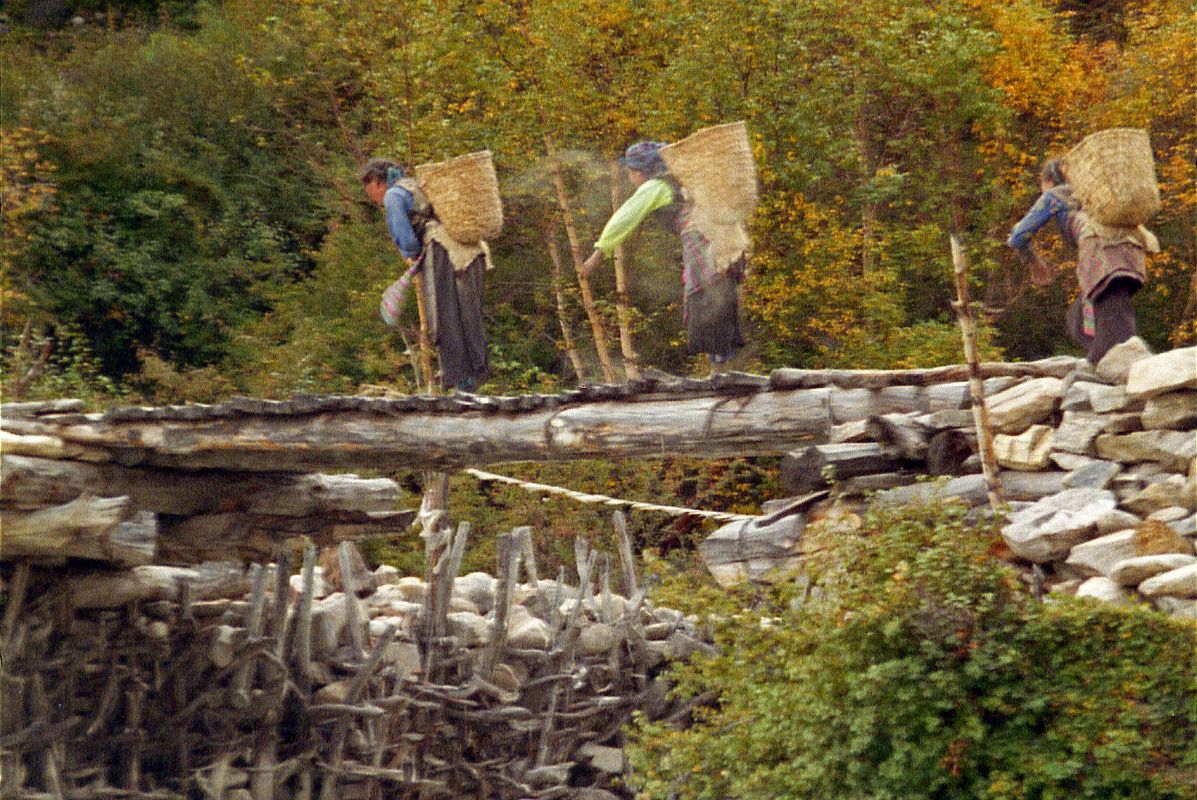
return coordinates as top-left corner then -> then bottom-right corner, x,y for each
542,217 -> 586,382
610,162 -> 641,379
544,133 -> 617,383
853,77 -> 878,275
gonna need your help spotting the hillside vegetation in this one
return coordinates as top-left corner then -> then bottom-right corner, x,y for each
3,0 -> 1194,404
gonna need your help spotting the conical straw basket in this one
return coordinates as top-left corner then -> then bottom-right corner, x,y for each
415,151 -> 504,243
660,121 -> 758,224
1064,128 -> 1160,227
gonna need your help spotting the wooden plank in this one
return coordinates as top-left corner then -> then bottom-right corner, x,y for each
1,455 -> 400,516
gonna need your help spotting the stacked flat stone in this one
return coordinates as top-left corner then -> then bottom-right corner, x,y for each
995,341 -> 1196,620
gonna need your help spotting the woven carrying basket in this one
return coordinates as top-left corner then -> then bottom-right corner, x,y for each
415,151 -> 504,243
1064,128 -> 1160,227
660,121 -> 758,223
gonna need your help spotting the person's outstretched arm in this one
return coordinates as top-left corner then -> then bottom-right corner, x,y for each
582,179 -> 674,276
1007,191 -> 1066,251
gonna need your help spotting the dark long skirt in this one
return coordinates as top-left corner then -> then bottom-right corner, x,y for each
424,241 -> 489,390
684,272 -> 746,357
1065,276 -> 1141,364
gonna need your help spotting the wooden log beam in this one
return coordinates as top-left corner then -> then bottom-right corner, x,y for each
1,495 -> 156,565
1,455 -> 400,515
40,389 -> 837,472
157,509 -> 416,563
65,561 -> 250,609
780,443 -> 904,494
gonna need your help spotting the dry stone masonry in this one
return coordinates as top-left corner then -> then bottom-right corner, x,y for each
995,341 -> 1195,617
703,342 -> 1194,617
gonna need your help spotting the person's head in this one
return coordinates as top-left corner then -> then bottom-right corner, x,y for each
1040,158 -> 1066,191
360,158 -> 400,207
619,141 -> 668,186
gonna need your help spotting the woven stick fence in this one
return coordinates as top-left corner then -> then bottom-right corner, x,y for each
0,522 -> 710,800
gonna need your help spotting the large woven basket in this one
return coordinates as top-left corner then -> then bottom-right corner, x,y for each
660,121 -> 758,223
415,151 -> 504,243
1064,128 -> 1160,227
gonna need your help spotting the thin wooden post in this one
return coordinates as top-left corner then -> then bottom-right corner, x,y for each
410,266 -> 452,560
610,161 -> 641,379
544,133 -> 616,382
412,273 -> 436,389
949,232 -> 1004,509
542,217 -> 586,382
612,511 -> 638,597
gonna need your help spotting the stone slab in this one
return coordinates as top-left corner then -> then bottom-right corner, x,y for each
1001,488 -> 1117,562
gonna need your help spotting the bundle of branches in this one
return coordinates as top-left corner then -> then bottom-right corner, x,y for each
0,524 -> 710,800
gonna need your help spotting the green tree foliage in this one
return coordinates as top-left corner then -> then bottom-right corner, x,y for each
1,0 -> 1192,397
627,502 -> 1197,799
2,18 -> 328,379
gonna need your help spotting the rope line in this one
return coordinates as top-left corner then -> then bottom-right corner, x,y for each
465,468 -> 756,523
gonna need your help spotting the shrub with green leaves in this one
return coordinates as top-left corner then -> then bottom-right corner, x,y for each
628,502 -> 1197,800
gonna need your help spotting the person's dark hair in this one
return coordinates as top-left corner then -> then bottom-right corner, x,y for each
1040,158 -> 1066,186
360,158 -> 399,185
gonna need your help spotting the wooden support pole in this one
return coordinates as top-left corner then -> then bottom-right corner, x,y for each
949,232 -> 1004,509
412,273 -> 436,391
544,133 -> 616,382
542,217 -> 586,382
612,511 -> 638,597
610,161 -> 640,379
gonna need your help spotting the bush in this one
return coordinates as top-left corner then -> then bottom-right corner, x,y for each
627,502 -> 1197,800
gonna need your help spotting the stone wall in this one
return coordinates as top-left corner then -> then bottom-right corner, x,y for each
991,341 -> 1195,618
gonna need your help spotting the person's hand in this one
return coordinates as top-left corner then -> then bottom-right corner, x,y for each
1016,245 -> 1054,287
580,250 -> 603,279
1029,250 -> 1055,287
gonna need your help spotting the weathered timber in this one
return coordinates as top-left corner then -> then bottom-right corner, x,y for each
698,494 -> 824,587
0,429 -> 110,462
155,509 -> 415,562
866,413 -> 931,460
0,495 -> 156,565
781,443 -> 904,494
1,455 -> 400,515
0,399 -> 87,417
4,533 -> 697,799
926,429 -> 975,475
950,231 -> 1004,507
65,561 -> 249,608
768,356 -> 1081,389
34,388 -> 836,471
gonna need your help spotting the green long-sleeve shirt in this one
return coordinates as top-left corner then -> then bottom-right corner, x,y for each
593,178 -> 675,257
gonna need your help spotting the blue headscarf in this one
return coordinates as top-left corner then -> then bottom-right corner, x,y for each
619,141 -> 669,176
385,165 -> 405,188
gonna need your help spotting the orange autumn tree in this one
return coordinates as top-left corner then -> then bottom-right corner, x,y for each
974,0 -> 1195,349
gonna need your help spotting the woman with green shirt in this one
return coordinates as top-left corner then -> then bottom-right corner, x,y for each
581,141 -> 747,367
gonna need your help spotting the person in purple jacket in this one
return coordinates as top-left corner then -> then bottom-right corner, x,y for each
1007,158 -> 1157,363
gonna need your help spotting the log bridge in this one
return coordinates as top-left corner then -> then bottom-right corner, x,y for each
5,349 -> 1196,799
1,357 -> 1085,565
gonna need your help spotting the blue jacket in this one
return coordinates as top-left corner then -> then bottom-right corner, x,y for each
384,183 -> 421,261
1007,188 -> 1077,251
